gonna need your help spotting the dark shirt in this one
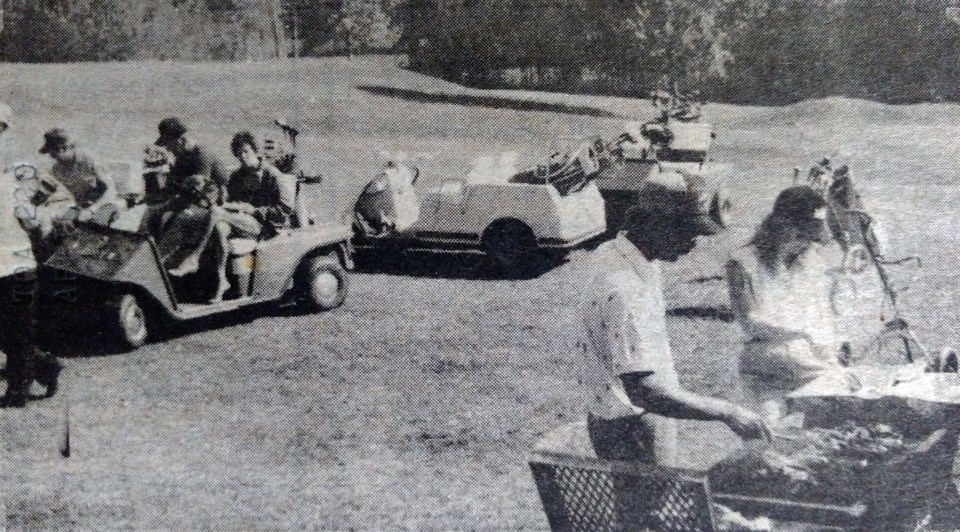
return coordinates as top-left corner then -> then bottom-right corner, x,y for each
226,161 -> 296,230
168,145 -> 229,201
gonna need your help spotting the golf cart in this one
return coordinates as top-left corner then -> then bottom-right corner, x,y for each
35,165 -> 353,350
597,118 -> 731,234
352,139 -> 608,269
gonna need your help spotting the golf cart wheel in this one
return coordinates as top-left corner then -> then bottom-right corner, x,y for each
299,253 -> 349,311
107,293 -> 148,349
482,220 -> 536,268
708,189 -> 732,228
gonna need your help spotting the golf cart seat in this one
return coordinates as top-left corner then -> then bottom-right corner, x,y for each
228,238 -> 258,256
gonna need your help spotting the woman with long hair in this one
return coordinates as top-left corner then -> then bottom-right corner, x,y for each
727,186 -> 846,388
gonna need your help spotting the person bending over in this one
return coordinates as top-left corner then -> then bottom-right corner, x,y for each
726,186 -> 846,387
580,205 -> 770,464
17,129 -> 117,261
152,117 -> 228,204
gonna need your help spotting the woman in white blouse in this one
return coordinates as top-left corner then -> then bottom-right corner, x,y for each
727,186 -> 847,388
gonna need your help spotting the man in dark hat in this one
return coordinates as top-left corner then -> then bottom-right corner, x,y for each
152,117 -> 228,204
40,128 -> 115,215
18,129 -> 117,256
570,203 -> 770,465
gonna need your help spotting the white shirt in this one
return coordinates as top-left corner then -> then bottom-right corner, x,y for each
578,234 -> 679,419
727,243 -> 844,381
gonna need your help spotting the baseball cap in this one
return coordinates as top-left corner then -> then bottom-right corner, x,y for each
623,195 -> 724,239
155,117 -> 188,145
39,128 -> 71,154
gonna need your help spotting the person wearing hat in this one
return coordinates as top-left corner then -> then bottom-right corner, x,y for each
0,105 -> 63,407
726,186 -> 848,394
566,204 -> 770,467
25,128 -> 117,245
40,128 -> 115,210
153,117 -> 228,203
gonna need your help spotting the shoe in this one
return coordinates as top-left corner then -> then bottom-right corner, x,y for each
168,254 -> 200,277
37,357 -> 63,398
943,348 -> 958,373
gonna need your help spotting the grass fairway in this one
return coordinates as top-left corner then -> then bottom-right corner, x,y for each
0,56 -> 959,529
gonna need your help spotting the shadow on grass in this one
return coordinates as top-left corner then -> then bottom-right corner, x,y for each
36,298 -> 318,358
354,248 -> 563,281
357,85 -> 627,119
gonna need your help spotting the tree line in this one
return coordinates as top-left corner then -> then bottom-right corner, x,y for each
0,0 -> 404,62
407,0 -> 960,104
3,0 -> 960,104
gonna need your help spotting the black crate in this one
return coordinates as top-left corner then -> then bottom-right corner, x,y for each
529,450 -> 716,531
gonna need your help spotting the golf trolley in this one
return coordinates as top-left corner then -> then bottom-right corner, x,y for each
801,161 -> 931,366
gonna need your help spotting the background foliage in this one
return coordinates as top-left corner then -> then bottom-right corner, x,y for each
2,0 -> 960,103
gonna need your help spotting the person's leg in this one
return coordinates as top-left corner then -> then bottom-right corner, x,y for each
166,208 -> 217,276
587,413 -> 655,462
224,211 -> 262,239
210,211 -> 262,303
209,221 -> 231,303
588,414 -> 676,528
0,272 -> 40,406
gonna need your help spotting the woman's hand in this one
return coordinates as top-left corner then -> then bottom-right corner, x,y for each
724,406 -> 772,442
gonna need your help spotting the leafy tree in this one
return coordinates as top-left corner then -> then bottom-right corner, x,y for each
1,0 -> 136,62
329,0 -> 400,57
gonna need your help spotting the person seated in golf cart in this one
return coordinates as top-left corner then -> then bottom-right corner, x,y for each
16,129 -> 119,261
223,131 -> 296,237
203,131 -> 296,302
151,117 -> 229,205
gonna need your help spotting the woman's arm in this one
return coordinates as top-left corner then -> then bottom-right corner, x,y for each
253,166 -> 296,224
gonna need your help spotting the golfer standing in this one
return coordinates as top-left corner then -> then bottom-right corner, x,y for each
0,102 -> 62,407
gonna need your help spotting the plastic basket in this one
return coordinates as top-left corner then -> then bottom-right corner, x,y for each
529,450 -> 716,531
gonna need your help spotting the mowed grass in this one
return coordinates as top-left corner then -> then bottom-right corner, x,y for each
0,57 -> 959,529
